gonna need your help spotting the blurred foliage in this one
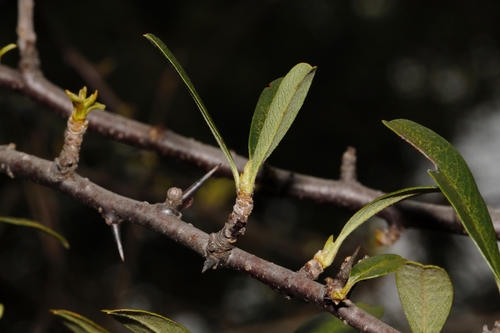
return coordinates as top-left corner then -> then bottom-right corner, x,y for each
1,0 -> 500,332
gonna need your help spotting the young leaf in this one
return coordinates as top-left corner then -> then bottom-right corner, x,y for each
384,119 -> 500,291
144,33 -> 239,185
51,309 -> 110,333
294,302 -> 384,333
315,186 -> 440,269
104,309 -> 191,333
240,63 -> 316,194
0,43 -> 16,63
332,254 -> 406,302
396,262 -> 453,333
0,216 -> 70,249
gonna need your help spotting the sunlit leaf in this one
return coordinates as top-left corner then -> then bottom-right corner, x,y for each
315,186 -> 439,269
396,262 -> 453,333
51,309 -> 110,333
384,119 -> 500,291
0,43 -> 16,63
332,254 -> 406,302
104,309 -> 191,333
294,302 -> 384,333
144,33 -> 239,185
240,63 -> 316,194
0,216 -> 69,249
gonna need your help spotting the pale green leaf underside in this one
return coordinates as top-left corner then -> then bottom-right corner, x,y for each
396,262 -> 453,333
248,77 -> 283,159
319,186 -> 439,268
0,216 -> 69,249
144,33 -> 239,184
294,302 -> 384,333
51,309 -> 110,333
246,63 -> 316,188
384,119 -> 500,292
333,254 -> 406,302
104,309 -> 191,333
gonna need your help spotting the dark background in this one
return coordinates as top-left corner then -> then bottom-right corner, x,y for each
1,0 -> 500,332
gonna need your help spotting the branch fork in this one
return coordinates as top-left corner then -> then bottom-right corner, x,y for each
203,191 -> 253,272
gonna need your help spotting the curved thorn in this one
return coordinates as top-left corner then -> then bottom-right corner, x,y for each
182,163 -> 221,204
111,223 -> 124,261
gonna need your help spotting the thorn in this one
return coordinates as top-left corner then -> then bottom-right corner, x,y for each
111,223 -> 124,261
202,257 -> 217,273
181,164 -> 220,208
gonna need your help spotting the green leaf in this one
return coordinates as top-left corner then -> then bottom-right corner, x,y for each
315,186 -> 440,269
0,216 -> 69,249
241,63 -> 316,194
104,309 -> 191,333
332,254 -> 406,302
51,309 -> 110,333
0,303 -> 4,319
384,119 -> 500,291
144,33 -> 239,185
294,302 -> 384,333
0,43 -> 16,63
396,262 -> 453,333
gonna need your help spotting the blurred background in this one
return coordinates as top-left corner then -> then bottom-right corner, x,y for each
1,0 -> 500,332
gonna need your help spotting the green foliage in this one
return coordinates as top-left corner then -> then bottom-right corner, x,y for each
145,33 -> 316,197
104,309 -> 191,333
66,87 -> 105,122
51,309 -> 110,333
384,119 -> 500,291
0,43 -> 16,63
0,216 -> 70,249
331,254 -> 406,302
240,63 -> 316,195
0,303 -> 3,319
396,262 -> 453,333
314,186 -> 439,269
294,303 -> 384,333
144,33 -> 240,185
51,309 -> 191,333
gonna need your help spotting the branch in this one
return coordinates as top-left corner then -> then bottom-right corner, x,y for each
0,144 -> 400,333
0,63 -> 498,240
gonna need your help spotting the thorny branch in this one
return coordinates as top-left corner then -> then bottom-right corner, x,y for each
0,145 -> 400,333
0,1 -> 496,331
1,64 -> 499,240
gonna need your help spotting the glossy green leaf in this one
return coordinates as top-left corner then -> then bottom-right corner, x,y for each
104,309 -> 191,333
240,63 -> 316,194
144,33 -> 239,184
396,262 -> 453,333
315,186 -> 440,269
384,119 -> 500,291
0,43 -> 16,63
0,216 -> 69,249
51,309 -> 110,333
294,302 -> 384,333
332,254 -> 406,302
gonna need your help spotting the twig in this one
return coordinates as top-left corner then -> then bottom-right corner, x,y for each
17,0 -> 39,75
0,144 -> 400,333
1,64 -> 499,241
340,146 -> 358,182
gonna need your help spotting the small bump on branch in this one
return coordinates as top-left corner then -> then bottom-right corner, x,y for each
340,146 -> 358,182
